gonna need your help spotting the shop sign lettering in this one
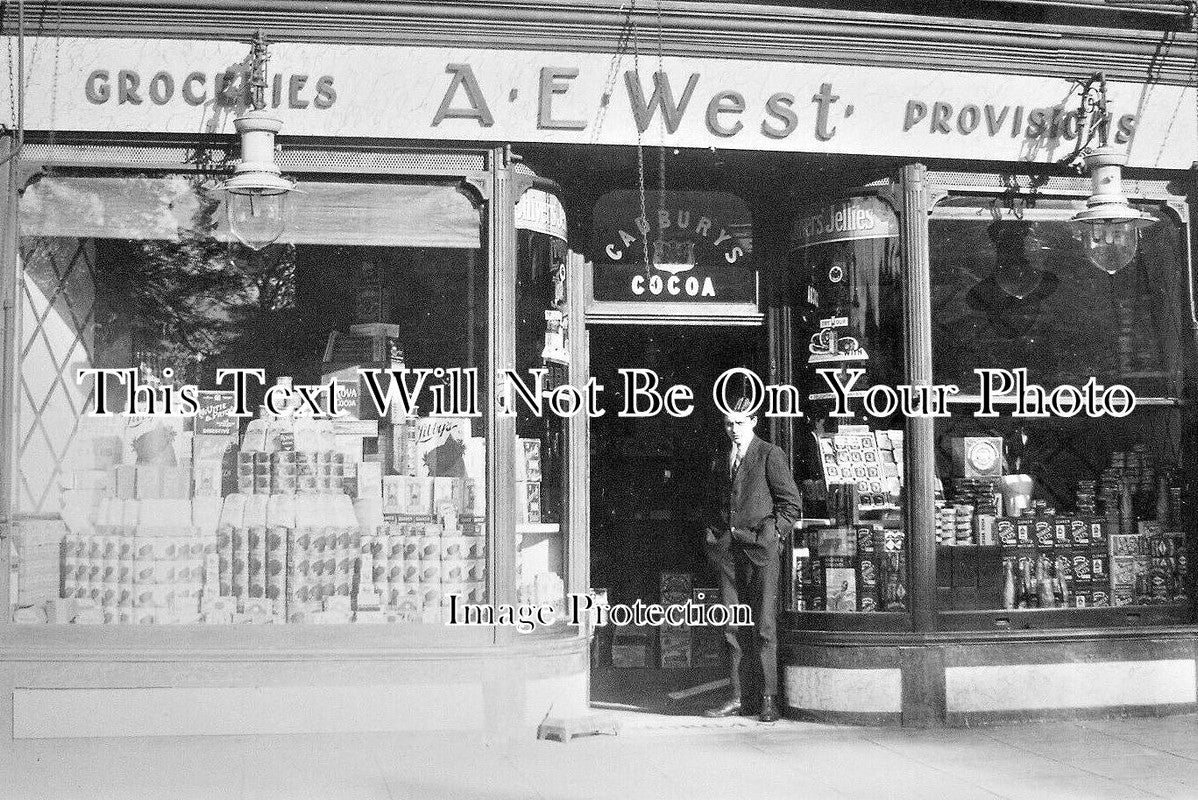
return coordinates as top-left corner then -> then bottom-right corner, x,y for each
591,191 -> 755,304
793,196 -> 899,250
433,63 -> 844,143
432,63 -> 1142,149
37,41 -> 1188,167
85,69 -> 336,109
902,99 -> 1136,143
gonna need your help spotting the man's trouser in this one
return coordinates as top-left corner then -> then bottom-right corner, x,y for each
711,543 -> 779,698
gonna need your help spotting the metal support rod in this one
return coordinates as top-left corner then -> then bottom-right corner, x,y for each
899,164 -> 937,633
489,147 -> 517,611
565,250 -> 590,603
0,135 -> 15,620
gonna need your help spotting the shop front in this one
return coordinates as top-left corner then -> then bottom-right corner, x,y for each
1,2 -> 1197,740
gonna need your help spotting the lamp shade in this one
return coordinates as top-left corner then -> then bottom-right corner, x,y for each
1071,145 -> 1156,275
220,108 -> 297,250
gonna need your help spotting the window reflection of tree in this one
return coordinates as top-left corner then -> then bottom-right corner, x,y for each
931,215 -> 1183,397
94,179 -> 301,387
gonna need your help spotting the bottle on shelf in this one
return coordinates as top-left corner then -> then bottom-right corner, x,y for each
1036,556 -> 1054,609
1156,474 -> 1170,527
1018,560 -> 1033,609
1002,559 -> 1016,610
1052,560 -> 1069,607
1120,480 -> 1134,537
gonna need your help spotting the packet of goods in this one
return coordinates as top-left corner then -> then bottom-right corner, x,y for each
121,498 -> 141,538
285,526 -> 311,621
90,497 -> 114,535
299,495 -> 326,605
332,494 -> 360,597
265,494 -> 295,607
353,498 -> 385,539
192,496 -> 224,538
200,552 -> 220,610
218,493 -> 247,600
299,493 -> 337,617
320,496 -> 340,600
60,489 -> 98,536
307,494 -> 336,603
61,534 -> 80,600
384,525 -> 405,603
243,494 -> 270,600
364,530 -> 386,596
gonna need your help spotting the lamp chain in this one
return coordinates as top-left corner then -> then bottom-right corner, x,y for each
626,0 -> 648,275
249,31 -> 269,112
655,0 -> 666,247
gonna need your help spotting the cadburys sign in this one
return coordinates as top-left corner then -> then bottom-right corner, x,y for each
591,190 -> 755,303
4,39 -> 1193,167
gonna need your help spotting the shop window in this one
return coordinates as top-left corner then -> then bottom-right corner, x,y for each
929,195 -> 1191,617
787,195 -> 907,614
514,186 -> 568,611
9,173 -> 488,625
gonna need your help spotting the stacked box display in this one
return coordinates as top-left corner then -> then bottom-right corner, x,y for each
658,572 -> 693,668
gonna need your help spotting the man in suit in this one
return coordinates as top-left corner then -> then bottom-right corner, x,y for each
702,397 -> 802,723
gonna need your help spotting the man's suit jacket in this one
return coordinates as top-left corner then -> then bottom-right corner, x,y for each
706,436 -> 803,566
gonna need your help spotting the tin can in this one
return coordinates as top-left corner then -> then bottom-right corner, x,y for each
1033,519 -> 1053,549
1072,554 -> 1092,583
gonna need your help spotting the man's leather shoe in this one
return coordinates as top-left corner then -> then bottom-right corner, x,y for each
758,695 -> 780,723
702,697 -> 743,718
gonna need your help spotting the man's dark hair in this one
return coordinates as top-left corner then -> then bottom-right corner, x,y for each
730,397 -> 755,415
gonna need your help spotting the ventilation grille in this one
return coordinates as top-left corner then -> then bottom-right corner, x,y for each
19,144 -> 489,174
928,170 -> 1178,199
281,149 -> 488,173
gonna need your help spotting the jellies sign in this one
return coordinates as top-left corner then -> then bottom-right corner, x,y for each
590,190 -> 756,304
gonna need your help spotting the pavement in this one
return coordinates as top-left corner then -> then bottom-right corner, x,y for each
3,711 -> 1198,799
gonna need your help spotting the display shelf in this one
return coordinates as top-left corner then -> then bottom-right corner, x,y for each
780,610 -> 913,632
938,603 -> 1190,631
942,394 -> 1183,408
516,523 -> 561,536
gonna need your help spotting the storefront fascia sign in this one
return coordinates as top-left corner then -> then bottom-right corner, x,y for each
7,37 -> 1194,168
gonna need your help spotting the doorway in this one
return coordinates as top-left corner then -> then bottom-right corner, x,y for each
588,324 -> 763,713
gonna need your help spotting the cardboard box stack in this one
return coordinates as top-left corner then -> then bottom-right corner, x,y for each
691,586 -> 724,666
611,625 -> 653,668
815,528 -> 857,612
1111,522 -> 1186,606
56,497 -> 214,624
514,435 -> 565,610
377,415 -> 488,623
856,526 -> 882,612
790,545 -> 821,611
29,371 -> 493,625
995,511 -> 1111,608
658,571 -> 692,668
515,437 -> 543,524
